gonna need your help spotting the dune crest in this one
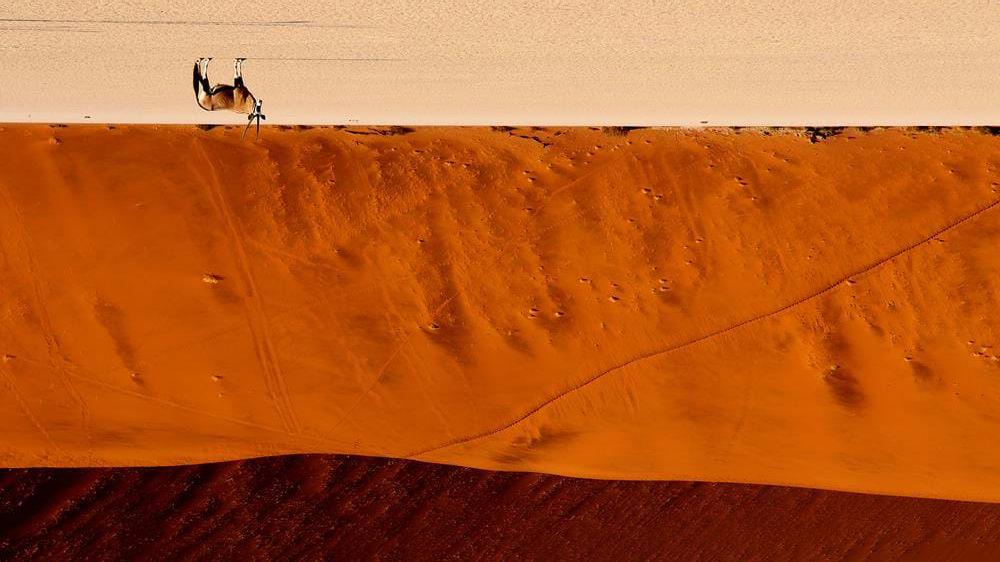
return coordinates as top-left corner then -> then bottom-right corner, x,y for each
1,125 -> 999,500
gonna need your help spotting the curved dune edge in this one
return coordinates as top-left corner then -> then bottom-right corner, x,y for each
4,454 -> 1000,561
1,125 -> 999,501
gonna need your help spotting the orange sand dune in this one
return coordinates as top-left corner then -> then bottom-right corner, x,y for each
1,125 -> 999,500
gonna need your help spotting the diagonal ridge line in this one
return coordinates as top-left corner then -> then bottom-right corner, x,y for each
407,195 -> 1000,459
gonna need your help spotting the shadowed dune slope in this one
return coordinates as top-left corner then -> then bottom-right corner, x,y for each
1,125 -> 1000,500
3,455 -> 1000,561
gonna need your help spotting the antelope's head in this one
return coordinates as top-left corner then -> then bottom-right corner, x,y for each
243,99 -> 267,140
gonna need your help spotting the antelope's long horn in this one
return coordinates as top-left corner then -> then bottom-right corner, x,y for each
242,119 -> 253,140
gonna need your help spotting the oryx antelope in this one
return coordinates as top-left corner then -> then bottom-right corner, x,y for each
193,58 -> 266,139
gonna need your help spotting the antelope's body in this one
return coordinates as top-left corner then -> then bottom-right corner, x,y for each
193,58 -> 257,114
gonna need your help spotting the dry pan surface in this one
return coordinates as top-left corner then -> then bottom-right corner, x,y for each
1,125 -> 1000,501
2,1 -> 1000,125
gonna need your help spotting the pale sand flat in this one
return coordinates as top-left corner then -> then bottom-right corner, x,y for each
1,1 -> 998,125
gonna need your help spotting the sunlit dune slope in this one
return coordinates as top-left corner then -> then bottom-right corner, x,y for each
1,125 -> 999,500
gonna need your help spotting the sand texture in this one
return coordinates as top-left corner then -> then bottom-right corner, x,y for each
5,455 -> 1000,561
2,2 -> 1000,125
1,125 -> 1000,500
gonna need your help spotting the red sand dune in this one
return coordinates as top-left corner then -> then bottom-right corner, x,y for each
1,125 -> 999,500
3,455 -> 1000,561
